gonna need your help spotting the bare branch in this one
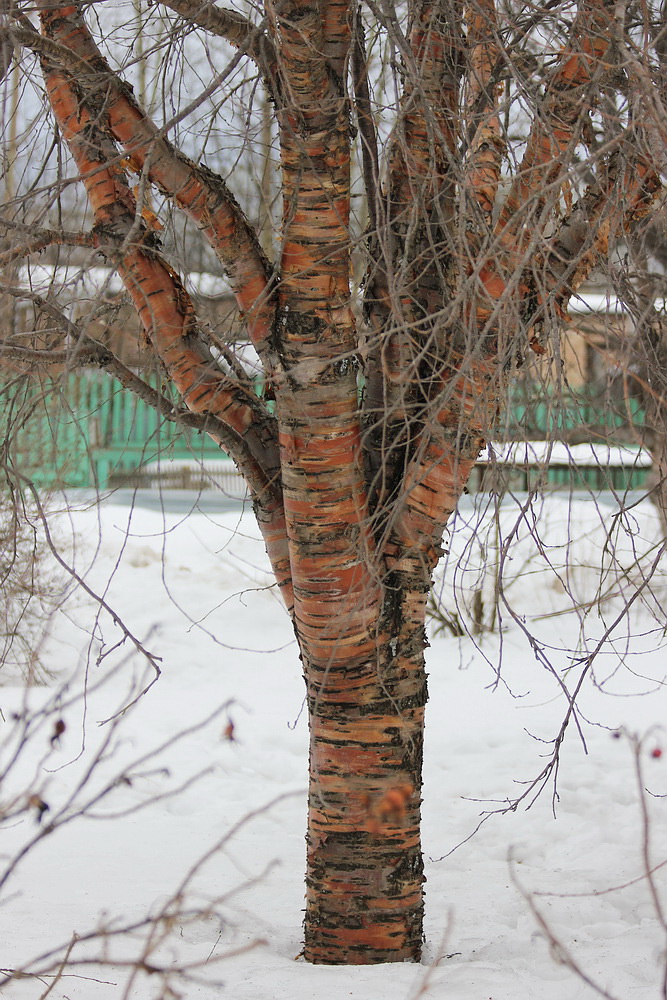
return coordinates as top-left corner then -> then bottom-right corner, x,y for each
0,227 -> 95,266
158,0 -> 278,81
496,0 -> 616,250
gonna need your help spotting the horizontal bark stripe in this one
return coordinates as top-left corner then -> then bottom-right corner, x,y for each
309,880 -> 421,906
322,0 -> 350,77
294,599 -> 378,633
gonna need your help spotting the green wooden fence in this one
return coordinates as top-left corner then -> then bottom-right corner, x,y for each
1,372 -> 651,492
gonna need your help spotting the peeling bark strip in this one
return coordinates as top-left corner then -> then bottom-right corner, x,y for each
23,0 -> 666,967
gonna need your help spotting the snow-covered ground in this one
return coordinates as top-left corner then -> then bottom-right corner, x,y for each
2,491 -> 667,999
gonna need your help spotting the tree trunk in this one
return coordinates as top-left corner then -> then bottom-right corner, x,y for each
304,585 -> 428,963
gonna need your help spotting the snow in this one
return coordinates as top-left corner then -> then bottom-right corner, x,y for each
2,491 -> 667,998
568,292 -> 666,314
481,440 -> 653,468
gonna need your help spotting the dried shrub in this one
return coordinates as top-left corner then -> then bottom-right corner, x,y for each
0,483 -> 65,685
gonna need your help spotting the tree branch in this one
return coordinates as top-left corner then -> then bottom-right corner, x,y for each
542,155 -> 662,311
362,0 -> 464,540
0,227 -> 95,267
269,0 -> 381,656
495,0 -> 615,251
158,0 -> 278,83
351,6 -> 380,240
35,31 -> 294,612
460,0 -> 504,232
26,2 -> 277,366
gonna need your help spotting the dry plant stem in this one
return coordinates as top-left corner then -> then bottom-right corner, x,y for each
545,158 -> 662,307
407,916 -> 454,1000
2,340 -> 262,451
390,0 -> 661,576
0,687 -> 229,894
366,0 -> 504,592
37,934 -> 76,1000
433,537 -> 667,864
511,859 -> 622,1000
502,544 -> 667,816
632,739 -> 667,1000
511,734 -> 667,1000
9,474 -> 164,711
1,739 -> 281,995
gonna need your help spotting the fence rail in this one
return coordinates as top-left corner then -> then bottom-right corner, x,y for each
109,460 -> 250,497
